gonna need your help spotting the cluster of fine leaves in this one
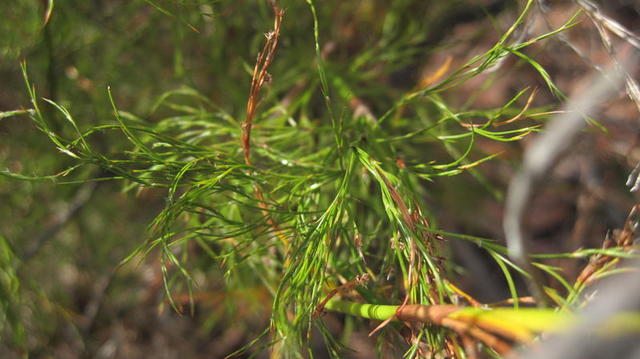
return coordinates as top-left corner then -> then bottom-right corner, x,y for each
2,0 -> 636,357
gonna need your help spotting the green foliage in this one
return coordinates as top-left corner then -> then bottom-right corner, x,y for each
0,1 -> 42,59
1,0 -> 637,358
0,235 -> 25,350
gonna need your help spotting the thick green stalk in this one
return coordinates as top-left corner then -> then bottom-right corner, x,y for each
324,299 -> 400,321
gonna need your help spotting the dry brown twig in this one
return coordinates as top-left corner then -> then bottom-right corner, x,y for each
240,1 -> 289,249
394,304 -> 513,356
242,0 -> 284,166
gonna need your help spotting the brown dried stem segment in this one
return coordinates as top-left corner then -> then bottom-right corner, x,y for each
242,1 -> 284,166
325,300 -> 514,356
396,305 -> 513,355
240,1 -> 289,249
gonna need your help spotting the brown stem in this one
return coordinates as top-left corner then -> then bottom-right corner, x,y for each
242,1 -> 283,166
396,305 -> 513,355
240,1 -> 289,250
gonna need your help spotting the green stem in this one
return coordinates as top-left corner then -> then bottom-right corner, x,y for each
324,299 -> 399,321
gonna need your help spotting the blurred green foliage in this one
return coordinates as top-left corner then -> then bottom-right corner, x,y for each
1,0 -> 636,358
0,2 -> 42,59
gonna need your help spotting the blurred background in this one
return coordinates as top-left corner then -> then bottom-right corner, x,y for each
1,0 -> 639,357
